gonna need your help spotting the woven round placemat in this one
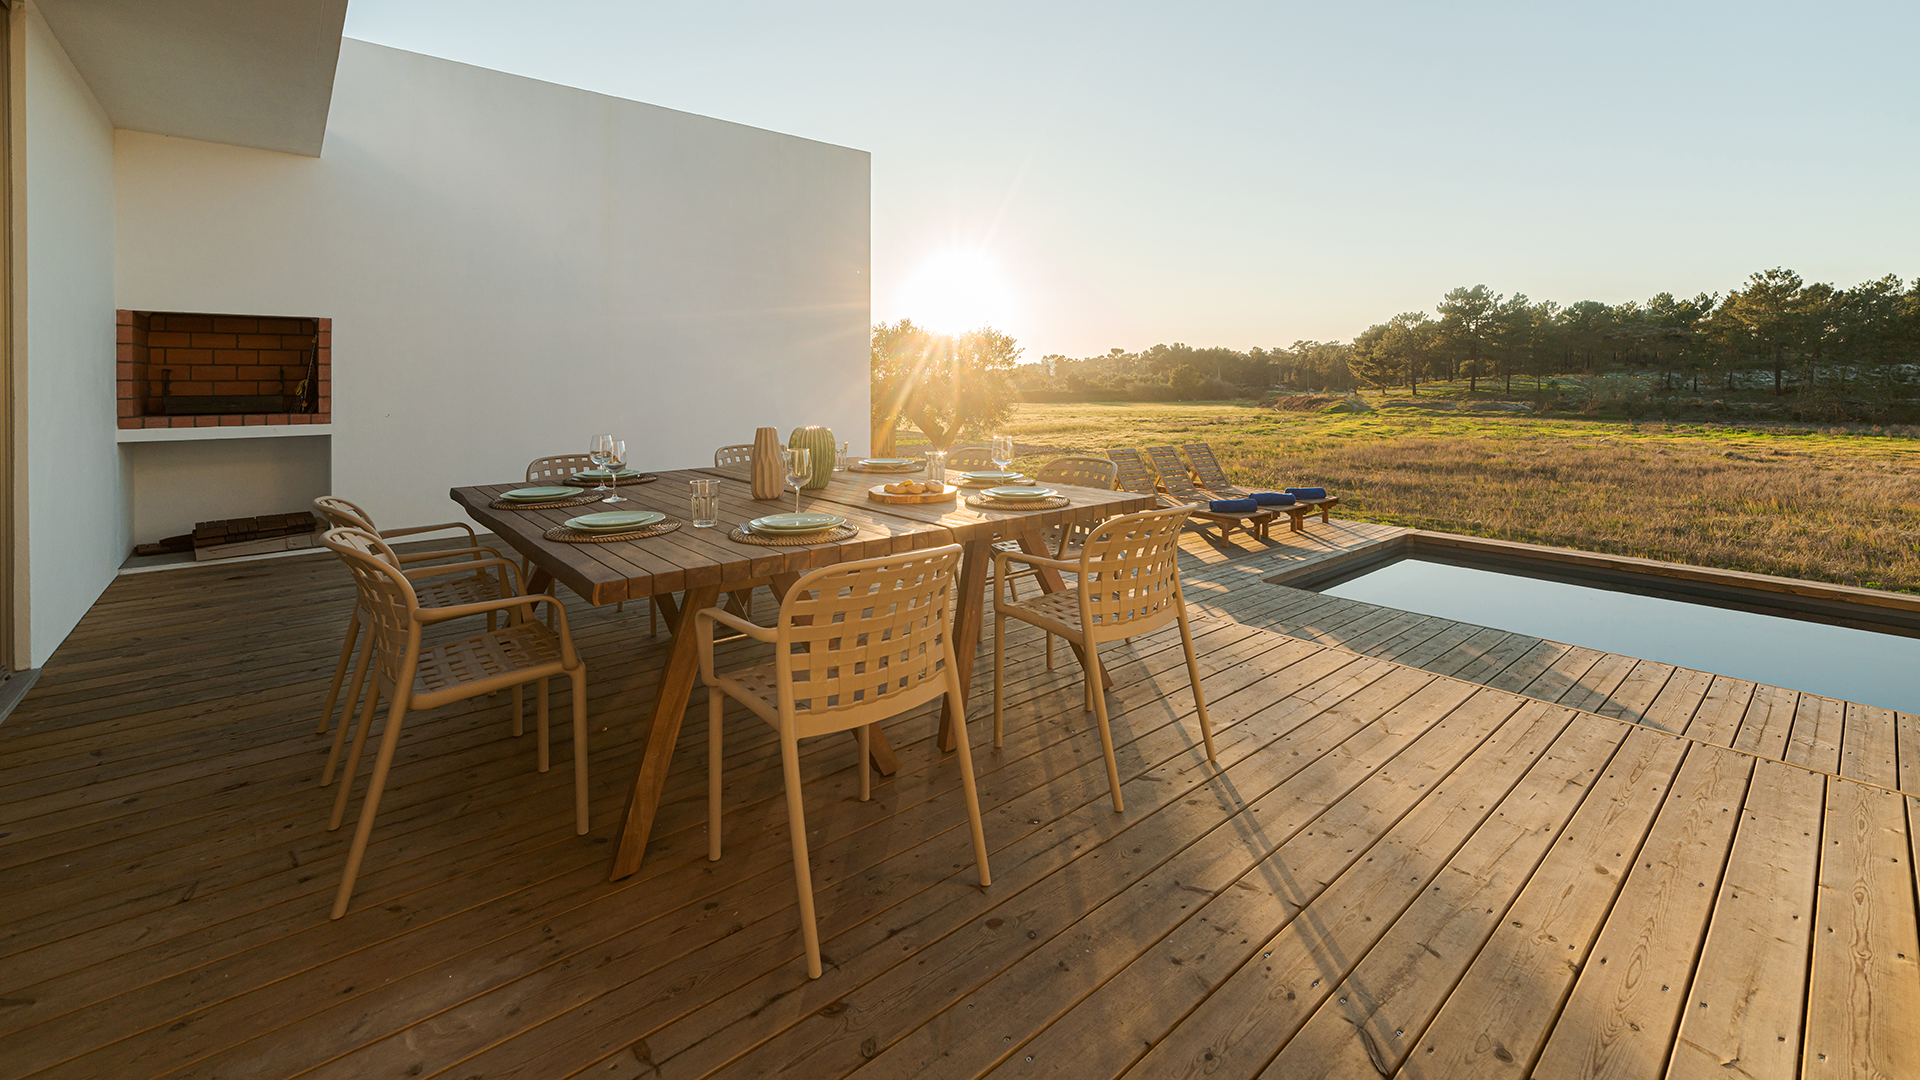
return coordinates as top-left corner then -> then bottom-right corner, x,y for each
965,494 -> 1072,511
726,524 -> 860,547
543,519 -> 683,543
564,473 -> 659,488
491,491 -> 604,510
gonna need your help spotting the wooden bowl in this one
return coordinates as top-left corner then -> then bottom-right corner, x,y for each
867,482 -> 959,505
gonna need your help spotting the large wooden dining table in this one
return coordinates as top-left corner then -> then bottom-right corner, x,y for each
452,465 -> 1155,879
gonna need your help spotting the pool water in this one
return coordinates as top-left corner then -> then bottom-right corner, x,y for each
1322,558 -> 1920,713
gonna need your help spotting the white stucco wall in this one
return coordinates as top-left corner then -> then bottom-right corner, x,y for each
23,8 -> 118,667
112,39 -> 871,534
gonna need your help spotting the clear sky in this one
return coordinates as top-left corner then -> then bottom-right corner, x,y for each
343,1 -> 1919,360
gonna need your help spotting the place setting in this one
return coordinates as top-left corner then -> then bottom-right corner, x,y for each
565,434 -> 658,490
728,511 -> 857,546
964,482 -> 1071,511
846,456 -> 923,474
488,484 -> 605,510
544,508 -> 683,543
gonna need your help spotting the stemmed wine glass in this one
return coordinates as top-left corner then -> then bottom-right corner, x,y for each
602,440 -> 627,504
991,435 -> 1015,476
784,447 -> 811,515
589,434 -> 614,495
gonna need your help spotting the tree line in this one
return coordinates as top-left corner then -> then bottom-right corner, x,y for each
1012,268 -> 1920,406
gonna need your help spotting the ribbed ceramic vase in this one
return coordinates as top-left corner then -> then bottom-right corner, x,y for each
750,426 -> 785,500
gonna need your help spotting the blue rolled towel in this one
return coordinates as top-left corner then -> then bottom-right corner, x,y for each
1286,487 -> 1328,500
1208,498 -> 1259,513
1251,491 -> 1297,506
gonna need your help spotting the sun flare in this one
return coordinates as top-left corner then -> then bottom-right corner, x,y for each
899,250 -> 1014,335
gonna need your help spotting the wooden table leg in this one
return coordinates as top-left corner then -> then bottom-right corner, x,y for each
652,591 -> 682,631
526,567 -> 553,595
769,572 -> 899,776
609,583 -> 720,880
1013,527 -> 1111,690
938,538 -> 993,752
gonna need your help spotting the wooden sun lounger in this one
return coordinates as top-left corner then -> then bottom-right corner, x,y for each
1123,446 -> 1272,539
1180,441 -> 1339,536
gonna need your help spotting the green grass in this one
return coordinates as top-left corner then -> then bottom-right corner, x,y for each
947,401 -> 1920,593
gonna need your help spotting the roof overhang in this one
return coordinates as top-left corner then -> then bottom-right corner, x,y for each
34,0 -> 348,157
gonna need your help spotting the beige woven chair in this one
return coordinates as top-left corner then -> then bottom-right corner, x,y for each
991,455 -> 1122,665
945,444 -> 998,472
697,543 -> 989,978
312,496 -> 512,739
713,444 -> 754,468
525,454 -> 598,483
992,505 -> 1215,811
321,526 -> 589,919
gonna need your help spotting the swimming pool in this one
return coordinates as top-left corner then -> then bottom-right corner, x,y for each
1319,556 -> 1920,713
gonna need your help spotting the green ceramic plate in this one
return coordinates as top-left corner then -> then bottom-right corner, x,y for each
984,486 -> 1057,500
502,486 -> 578,500
961,471 -> 1024,483
749,512 -> 846,533
564,511 -> 665,532
859,458 -> 915,467
572,468 -> 641,480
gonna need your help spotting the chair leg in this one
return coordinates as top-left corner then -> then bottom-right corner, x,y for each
649,597 -> 658,637
779,735 -> 823,979
991,612 -> 1005,748
947,671 -> 991,888
331,695 -> 411,919
707,690 -> 723,861
331,674 -> 384,830
512,684 -> 523,737
536,678 -> 551,773
1087,643 -> 1123,812
857,725 -> 871,802
324,629 -> 377,786
1045,632 -> 1054,670
1177,607 -> 1217,763
570,668 -> 589,835
319,606 -> 361,734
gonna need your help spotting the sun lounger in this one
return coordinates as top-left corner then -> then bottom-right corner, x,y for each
1180,441 -> 1339,536
1121,447 -> 1272,540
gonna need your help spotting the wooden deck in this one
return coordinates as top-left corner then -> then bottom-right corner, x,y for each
1,521 -> 1916,1079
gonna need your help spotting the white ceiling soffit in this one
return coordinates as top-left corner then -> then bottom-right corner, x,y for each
35,0 -> 349,157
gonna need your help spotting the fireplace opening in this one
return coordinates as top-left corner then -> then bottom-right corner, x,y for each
117,310 -> 331,428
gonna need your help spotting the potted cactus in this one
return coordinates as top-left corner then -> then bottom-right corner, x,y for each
787,426 -> 837,489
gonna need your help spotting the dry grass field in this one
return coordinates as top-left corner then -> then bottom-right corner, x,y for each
981,401 -> 1920,593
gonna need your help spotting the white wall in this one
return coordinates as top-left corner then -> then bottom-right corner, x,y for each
122,436 -> 330,541
23,8 -> 118,667
113,39 -> 871,533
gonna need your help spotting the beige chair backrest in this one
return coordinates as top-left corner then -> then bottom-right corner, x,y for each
320,526 -> 420,691
945,445 -> 997,471
1106,448 -> 1161,496
314,495 -> 379,534
526,454 -> 596,483
1036,455 -> 1118,490
714,444 -> 754,468
774,545 -> 963,736
1074,506 -> 1191,640
1182,443 -> 1235,490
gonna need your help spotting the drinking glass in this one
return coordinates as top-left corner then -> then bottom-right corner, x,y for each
602,440 -> 628,504
589,434 -> 614,494
784,447 -> 811,515
689,479 -> 720,527
834,441 -> 850,472
991,435 -> 1014,474
927,450 -> 947,487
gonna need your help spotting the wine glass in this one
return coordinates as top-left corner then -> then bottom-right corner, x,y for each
589,434 -> 614,494
602,440 -> 627,504
784,446 -> 811,515
991,435 -> 1014,475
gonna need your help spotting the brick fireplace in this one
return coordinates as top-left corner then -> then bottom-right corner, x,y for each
116,310 -> 331,429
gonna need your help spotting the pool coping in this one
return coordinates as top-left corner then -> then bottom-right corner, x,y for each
1263,529 -> 1920,637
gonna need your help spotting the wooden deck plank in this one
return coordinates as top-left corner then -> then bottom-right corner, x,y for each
1531,742 -> 1756,1080
1734,684 -> 1801,762
1410,726 -> 1692,1079
1801,780 -> 1920,1078
1667,761 -> 1824,1080
1115,697 -> 1573,1080
1256,711 -> 1630,1079
1786,695 -> 1848,776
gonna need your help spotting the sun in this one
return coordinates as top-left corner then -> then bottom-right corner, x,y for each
899,251 -> 1014,335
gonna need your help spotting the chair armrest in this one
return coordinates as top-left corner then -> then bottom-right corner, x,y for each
404,557 -> 524,596
395,544 -> 502,565
995,548 -> 1079,574
382,521 -> 478,541
696,606 -> 777,643
414,593 -> 543,624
